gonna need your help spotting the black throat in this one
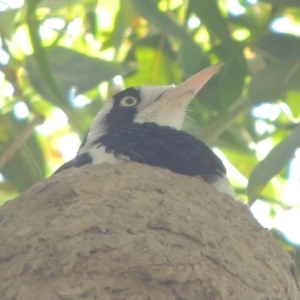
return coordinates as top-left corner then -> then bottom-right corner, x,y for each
93,122 -> 226,180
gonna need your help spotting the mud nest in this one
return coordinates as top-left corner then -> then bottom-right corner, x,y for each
0,162 -> 299,300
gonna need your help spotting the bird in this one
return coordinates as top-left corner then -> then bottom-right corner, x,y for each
55,63 -> 235,199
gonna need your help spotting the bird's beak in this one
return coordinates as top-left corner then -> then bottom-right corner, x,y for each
162,63 -> 223,106
134,63 -> 223,130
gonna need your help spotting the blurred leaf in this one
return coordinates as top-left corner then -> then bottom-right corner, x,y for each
190,0 -> 239,54
130,0 -> 194,44
27,0 -> 65,107
255,33 -> 300,61
261,0 -> 300,7
86,11 -> 98,38
218,56 -> 247,107
228,13 -> 261,31
40,0 -> 97,10
222,146 -> 256,176
229,2 -> 273,32
286,90 -> 300,117
247,124 -> 300,202
218,126 -> 253,152
248,59 -> 300,103
179,43 -> 204,77
0,9 -> 18,39
28,0 -> 42,7
27,46 -> 125,106
130,0 -> 202,64
0,113 -> 45,192
112,1 -> 133,57
125,35 -> 180,86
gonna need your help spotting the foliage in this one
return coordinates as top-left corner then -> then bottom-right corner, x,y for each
1,0 -> 300,255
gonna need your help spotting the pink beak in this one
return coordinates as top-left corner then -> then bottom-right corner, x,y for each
162,63 -> 223,106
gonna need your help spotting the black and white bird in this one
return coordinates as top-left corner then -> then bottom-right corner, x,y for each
55,63 -> 235,198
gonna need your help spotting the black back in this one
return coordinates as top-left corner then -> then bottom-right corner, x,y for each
54,152 -> 92,174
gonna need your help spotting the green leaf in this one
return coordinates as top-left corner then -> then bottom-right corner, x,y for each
86,10 -> 98,38
0,113 -> 45,193
218,126 -> 254,152
247,124 -> 300,202
26,0 -> 66,106
27,46 -> 125,106
189,0 -> 238,53
39,0 -> 97,10
261,0 -> 300,7
285,89 -> 300,117
222,146 -> 257,177
248,59 -> 300,103
129,0 -> 188,42
129,0 -> 201,55
125,35 -> 180,86
179,43 -> 204,77
255,33 -> 300,61
0,9 -> 18,39
218,56 -> 247,107
112,1 -> 133,58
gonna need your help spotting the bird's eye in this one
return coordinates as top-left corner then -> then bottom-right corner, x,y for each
120,96 -> 139,107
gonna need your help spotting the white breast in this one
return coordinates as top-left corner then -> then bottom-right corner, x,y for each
210,174 -> 236,199
89,145 -> 130,165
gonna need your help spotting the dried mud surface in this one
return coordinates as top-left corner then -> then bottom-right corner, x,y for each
0,162 -> 299,300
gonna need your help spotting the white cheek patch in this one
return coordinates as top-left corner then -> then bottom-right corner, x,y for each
134,86 -> 188,129
134,101 -> 185,129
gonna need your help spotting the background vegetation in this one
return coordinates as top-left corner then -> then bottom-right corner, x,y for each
1,0 -> 300,269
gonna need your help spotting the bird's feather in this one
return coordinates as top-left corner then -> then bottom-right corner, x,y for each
54,152 -> 92,174
93,123 -> 225,179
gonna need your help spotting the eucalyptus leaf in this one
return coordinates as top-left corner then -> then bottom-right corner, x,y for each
40,0 -> 97,10
286,90 -> 300,117
27,0 -> 65,108
0,113 -> 45,192
218,57 -> 247,108
247,124 -> 300,202
179,43 -> 204,77
189,0 -> 238,53
255,33 -> 300,61
0,9 -> 18,39
112,0 -> 133,57
261,0 -> 300,7
125,35 -> 180,86
130,0 -> 200,52
248,59 -> 300,103
27,46 -> 125,106
86,11 -> 98,38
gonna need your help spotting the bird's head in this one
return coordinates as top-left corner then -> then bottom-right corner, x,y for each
80,63 -> 222,153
